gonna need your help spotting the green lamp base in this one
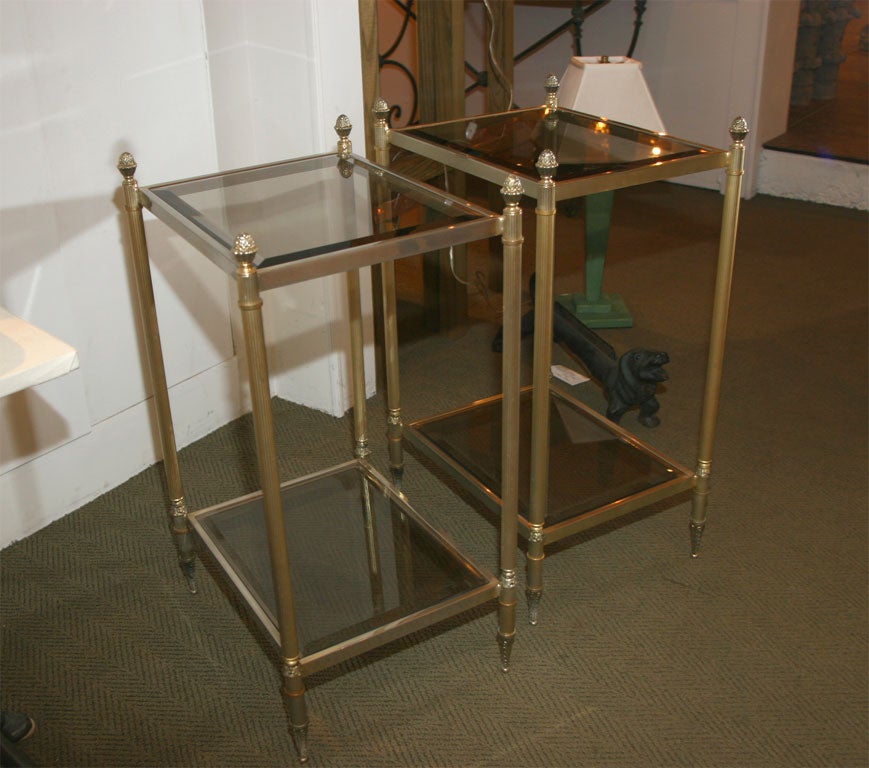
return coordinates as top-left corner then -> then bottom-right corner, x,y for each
556,292 -> 634,329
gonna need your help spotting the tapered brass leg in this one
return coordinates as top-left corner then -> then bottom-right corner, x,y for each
117,153 -> 196,593
526,150 -> 558,624
691,117 -> 748,557
234,235 -> 308,763
282,659 -> 309,764
497,175 -> 524,670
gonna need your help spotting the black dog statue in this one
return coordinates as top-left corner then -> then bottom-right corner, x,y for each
492,279 -> 670,428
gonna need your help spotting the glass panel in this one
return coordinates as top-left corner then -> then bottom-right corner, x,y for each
195,464 -> 490,657
400,107 -> 713,181
414,389 -> 680,526
147,154 -> 486,267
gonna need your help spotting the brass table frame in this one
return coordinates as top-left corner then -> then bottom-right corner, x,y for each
389,76 -> 747,625
117,109 -> 525,763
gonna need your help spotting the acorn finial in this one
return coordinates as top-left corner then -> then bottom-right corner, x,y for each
232,232 -> 258,262
118,152 -> 137,179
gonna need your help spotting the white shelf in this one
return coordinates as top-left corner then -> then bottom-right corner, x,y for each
0,307 -> 79,398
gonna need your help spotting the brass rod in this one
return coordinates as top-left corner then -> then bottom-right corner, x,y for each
381,259 -> 403,476
691,117 -> 748,555
526,150 -> 558,620
347,269 -> 370,458
117,153 -> 196,592
373,98 -> 403,478
233,234 -> 304,664
119,157 -> 183,503
497,174 -> 524,670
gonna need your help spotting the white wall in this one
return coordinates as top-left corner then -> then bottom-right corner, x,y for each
202,0 -> 373,415
0,0 -> 367,548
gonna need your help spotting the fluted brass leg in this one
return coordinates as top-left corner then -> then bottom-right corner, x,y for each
526,150 -> 558,622
497,176 -> 524,670
526,526 -> 545,625
371,99 -> 404,485
234,234 -> 308,764
691,117 -> 748,557
117,153 -> 196,593
497,568 -> 517,673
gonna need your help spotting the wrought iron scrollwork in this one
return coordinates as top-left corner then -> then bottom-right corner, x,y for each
379,0 -> 419,125
379,0 -> 648,120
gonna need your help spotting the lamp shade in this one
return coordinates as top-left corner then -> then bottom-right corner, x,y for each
558,56 -> 666,133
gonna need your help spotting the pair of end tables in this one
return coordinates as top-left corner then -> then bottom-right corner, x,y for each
118,78 -> 746,763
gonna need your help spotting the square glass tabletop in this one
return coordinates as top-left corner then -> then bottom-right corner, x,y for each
408,387 -> 694,543
141,153 -> 502,288
189,461 -> 498,674
391,107 -> 728,198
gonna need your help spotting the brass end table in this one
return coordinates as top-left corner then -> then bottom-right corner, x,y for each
388,76 -> 748,625
117,111 -> 526,763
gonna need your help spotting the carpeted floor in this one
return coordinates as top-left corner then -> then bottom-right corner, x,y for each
1,181 -> 867,767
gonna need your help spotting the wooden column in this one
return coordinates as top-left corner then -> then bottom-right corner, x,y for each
418,0 -> 468,335
484,0 -> 515,292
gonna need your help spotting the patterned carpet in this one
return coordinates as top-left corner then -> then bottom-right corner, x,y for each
1,182 -> 867,767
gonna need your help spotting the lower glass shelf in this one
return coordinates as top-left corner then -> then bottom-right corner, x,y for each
189,460 -> 498,674
408,386 -> 694,543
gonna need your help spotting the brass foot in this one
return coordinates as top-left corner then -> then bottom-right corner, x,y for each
690,521 -> 705,558
526,589 -> 542,626
497,631 -> 515,673
180,560 -> 198,594
390,466 -> 404,490
292,723 -> 309,764
172,502 -> 197,593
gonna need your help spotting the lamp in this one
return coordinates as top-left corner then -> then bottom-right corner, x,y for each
559,55 -> 665,132
557,56 -> 665,328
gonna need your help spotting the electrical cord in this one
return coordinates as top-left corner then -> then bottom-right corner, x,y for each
482,0 -> 514,110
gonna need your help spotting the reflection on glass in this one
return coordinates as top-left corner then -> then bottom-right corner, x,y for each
147,154 -> 483,268
195,464 -> 490,657
400,107 -> 713,181
413,390 -> 680,526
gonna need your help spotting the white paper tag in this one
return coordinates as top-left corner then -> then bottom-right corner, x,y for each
551,364 -> 589,386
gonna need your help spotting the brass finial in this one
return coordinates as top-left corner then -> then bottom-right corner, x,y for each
335,114 -> 352,158
729,116 -> 749,143
117,152 -> 137,179
500,174 -> 524,205
373,98 -> 389,121
334,114 -> 352,139
536,149 -> 558,179
232,232 -> 258,262
544,73 -> 559,110
544,73 -> 559,95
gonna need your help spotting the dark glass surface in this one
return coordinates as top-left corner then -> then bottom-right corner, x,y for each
412,389 -> 682,526
146,154 -> 489,268
194,463 -> 491,657
400,107 -> 714,181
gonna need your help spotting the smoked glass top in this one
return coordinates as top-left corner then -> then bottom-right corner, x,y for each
142,153 -> 499,280
190,462 -> 495,671
410,388 -> 690,529
396,107 -> 721,183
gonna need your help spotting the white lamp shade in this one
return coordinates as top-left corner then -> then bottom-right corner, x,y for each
558,56 -> 666,133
